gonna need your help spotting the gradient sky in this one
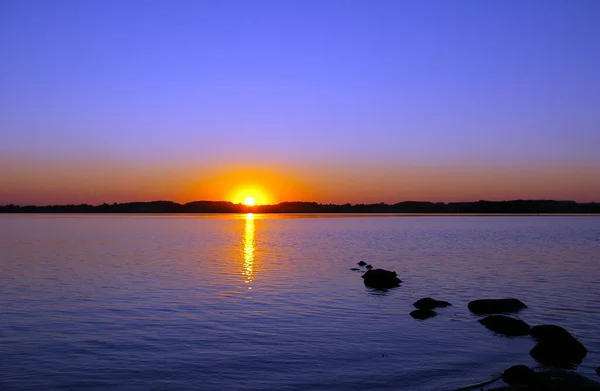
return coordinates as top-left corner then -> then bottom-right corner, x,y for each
1,0 -> 600,205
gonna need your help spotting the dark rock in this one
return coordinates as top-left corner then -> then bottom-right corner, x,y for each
361,268 -> 401,289
530,325 -> 587,368
413,297 -> 437,310
501,365 -> 536,385
468,298 -> 527,315
357,261 -> 367,266
350,268 -> 360,271
410,309 -> 437,320
413,297 -> 452,310
478,315 -> 531,337
488,369 -> 600,390
596,366 -> 600,376
365,264 -> 373,270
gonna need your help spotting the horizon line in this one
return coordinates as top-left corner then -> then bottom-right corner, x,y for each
2,198 -> 599,208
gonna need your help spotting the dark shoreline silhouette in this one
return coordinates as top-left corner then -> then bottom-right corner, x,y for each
1,199 -> 599,213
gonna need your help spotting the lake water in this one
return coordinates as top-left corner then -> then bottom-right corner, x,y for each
1,214 -> 599,390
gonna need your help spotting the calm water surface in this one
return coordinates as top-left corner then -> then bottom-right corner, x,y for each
1,214 -> 599,390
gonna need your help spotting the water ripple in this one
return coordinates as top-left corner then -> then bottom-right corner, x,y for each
1,215 -> 599,391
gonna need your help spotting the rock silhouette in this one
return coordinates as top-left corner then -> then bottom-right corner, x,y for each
468,298 -> 527,315
490,370 -> 600,391
410,309 -> 437,320
365,264 -> 373,270
478,315 -> 531,337
487,369 -> 600,390
361,268 -> 401,289
596,366 -> 600,376
501,365 -> 536,385
357,261 -> 367,266
530,325 -> 587,368
413,297 -> 452,310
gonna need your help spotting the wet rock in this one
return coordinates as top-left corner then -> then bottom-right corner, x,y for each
413,297 -> 451,310
357,261 -> 367,266
530,325 -> 587,368
410,309 -> 437,320
486,369 -> 600,390
478,315 -> 531,337
468,298 -> 527,315
365,264 -> 373,270
361,268 -> 401,289
501,365 -> 536,385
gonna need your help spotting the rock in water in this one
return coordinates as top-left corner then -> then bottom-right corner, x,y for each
530,324 -> 587,368
501,365 -> 536,385
467,298 -> 527,315
365,264 -> 373,270
361,268 -> 401,289
357,261 -> 367,266
478,315 -> 531,337
596,366 -> 600,376
413,297 -> 452,310
524,369 -> 600,390
410,309 -> 437,320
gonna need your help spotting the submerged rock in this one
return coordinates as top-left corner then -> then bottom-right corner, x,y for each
530,324 -> 587,368
478,315 -> 531,337
501,365 -> 536,385
361,268 -> 401,289
468,298 -> 527,315
413,297 -> 451,310
410,309 -> 437,320
350,268 -> 360,271
357,261 -> 367,266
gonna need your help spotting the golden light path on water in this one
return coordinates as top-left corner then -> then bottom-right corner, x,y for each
243,213 -> 255,289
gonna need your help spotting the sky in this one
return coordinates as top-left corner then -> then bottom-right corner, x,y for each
1,0 -> 599,205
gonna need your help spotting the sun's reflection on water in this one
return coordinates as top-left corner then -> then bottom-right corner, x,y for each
243,213 -> 255,288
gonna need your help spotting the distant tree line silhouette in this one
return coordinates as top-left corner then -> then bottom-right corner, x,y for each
1,200 -> 599,213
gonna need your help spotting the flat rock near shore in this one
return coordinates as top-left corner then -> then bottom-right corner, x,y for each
485,370 -> 600,391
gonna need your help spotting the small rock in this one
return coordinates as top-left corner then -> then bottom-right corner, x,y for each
501,365 -> 536,385
410,309 -> 437,320
357,261 -> 367,266
413,297 -> 452,310
530,324 -> 587,368
468,298 -> 527,315
478,315 -> 531,337
350,268 -> 360,271
366,264 -> 373,270
361,268 -> 401,289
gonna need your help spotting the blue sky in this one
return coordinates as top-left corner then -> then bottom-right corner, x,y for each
1,0 -> 599,204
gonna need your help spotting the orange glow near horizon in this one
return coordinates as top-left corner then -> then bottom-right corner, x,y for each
2,157 -> 600,205
226,182 -> 275,206
184,166 -> 313,205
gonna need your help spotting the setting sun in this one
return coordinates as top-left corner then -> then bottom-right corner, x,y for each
243,196 -> 256,206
